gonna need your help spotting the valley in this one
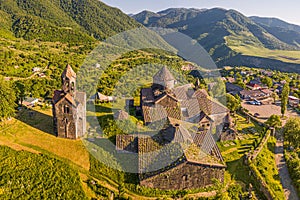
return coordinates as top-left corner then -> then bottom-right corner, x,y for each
0,0 -> 300,199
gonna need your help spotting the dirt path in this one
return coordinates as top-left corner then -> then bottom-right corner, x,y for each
275,136 -> 299,200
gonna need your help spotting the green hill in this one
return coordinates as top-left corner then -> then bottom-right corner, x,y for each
0,0 -> 144,98
133,8 -> 300,73
0,0 -> 140,42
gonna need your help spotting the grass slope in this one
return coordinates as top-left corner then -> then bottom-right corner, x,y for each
0,108 -> 90,170
0,145 -> 87,199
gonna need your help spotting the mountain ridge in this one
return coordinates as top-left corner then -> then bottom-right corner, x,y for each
132,8 -> 300,72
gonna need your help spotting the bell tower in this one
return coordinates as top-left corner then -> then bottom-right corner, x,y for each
61,64 -> 76,96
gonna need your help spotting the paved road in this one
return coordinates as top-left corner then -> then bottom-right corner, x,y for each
275,137 -> 299,200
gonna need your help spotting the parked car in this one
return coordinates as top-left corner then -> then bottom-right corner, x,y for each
254,113 -> 260,117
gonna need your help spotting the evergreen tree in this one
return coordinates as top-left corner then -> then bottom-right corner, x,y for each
281,84 -> 290,116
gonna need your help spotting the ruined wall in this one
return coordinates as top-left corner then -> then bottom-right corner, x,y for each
140,162 -> 225,190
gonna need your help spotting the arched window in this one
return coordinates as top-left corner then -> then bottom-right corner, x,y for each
63,105 -> 70,114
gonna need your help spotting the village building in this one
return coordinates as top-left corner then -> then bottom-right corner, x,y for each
226,82 -> 243,96
227,77 -> 235,83
239,89 -> 266,100
22,97 -> 39,107
288,96 -> 299,108
89,92 -> 116,103
239,88 -> 272,101
116,66 -> 231,190
52,65 -> 86,139
246,83 -> 262,90
249,78 -> 262,85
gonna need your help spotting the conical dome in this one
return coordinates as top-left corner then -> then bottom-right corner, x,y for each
153,66 -> 175,89
62,64 -> 76,79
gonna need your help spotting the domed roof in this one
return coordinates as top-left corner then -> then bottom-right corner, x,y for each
153,66 -> 175,82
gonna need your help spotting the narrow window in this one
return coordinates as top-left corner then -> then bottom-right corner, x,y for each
71,82 -> 75,92
63,105 -> 70,114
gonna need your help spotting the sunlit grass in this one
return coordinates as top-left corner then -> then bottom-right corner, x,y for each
0,107 -> 90,170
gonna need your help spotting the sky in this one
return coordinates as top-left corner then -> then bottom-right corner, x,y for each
101,0 -> 300,25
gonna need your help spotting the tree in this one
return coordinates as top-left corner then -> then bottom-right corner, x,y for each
0,76 -> 17,120
226,94 -> 241,113
271,92 -> 278,104
262,76 -> 273,88
265,115 -> 282,130
13,81 -> 26,105
283,117 -> 300,148
281,84 -> 290,116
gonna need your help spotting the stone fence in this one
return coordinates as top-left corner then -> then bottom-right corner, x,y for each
246,130 -> 275,200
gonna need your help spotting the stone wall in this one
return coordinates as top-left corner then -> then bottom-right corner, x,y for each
140,162 -> 225,190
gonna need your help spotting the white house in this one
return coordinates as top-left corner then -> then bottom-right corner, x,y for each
288,96 -> 299,107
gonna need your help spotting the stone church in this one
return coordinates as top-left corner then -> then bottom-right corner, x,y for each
116,66 -> 231,190
52,65 -> 86,139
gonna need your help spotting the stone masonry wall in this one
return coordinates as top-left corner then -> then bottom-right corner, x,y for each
140,162 -> 225,190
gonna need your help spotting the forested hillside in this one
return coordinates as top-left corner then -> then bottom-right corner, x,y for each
0,0 -> 142,100
0,0 -> 140,42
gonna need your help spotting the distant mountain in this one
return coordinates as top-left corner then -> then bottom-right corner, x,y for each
0,0 -> 140,43
250,16 -> 300,47
250,17 -> 300,32
133,8 -> 300,73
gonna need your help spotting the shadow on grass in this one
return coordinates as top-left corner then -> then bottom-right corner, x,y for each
87,104 -> 114,113
16,107 -> 55,136
87,138 -> 139,184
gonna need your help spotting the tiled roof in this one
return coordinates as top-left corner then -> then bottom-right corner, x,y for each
239,89 -> 265,98
155,93 -> 178,105
185,98 -> 201,118
193,89 -> 209,98
197,97 -> 228,115
116,134 -> 138,153
117,71 -> 229,177
53,90 -> 76,106
141,88 -> 154,103
226,82 -> 243,94
116,124 -> 225,177
62,64 -> 76,79
172,84 -> 194,100
53,90 -> 64,103
261,89 -> 272,95
64,93 -> 76,106
53,90 -> 84,107
191,131 -> 224,163
142,104 -> 168,124
153,66 -> 175,82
